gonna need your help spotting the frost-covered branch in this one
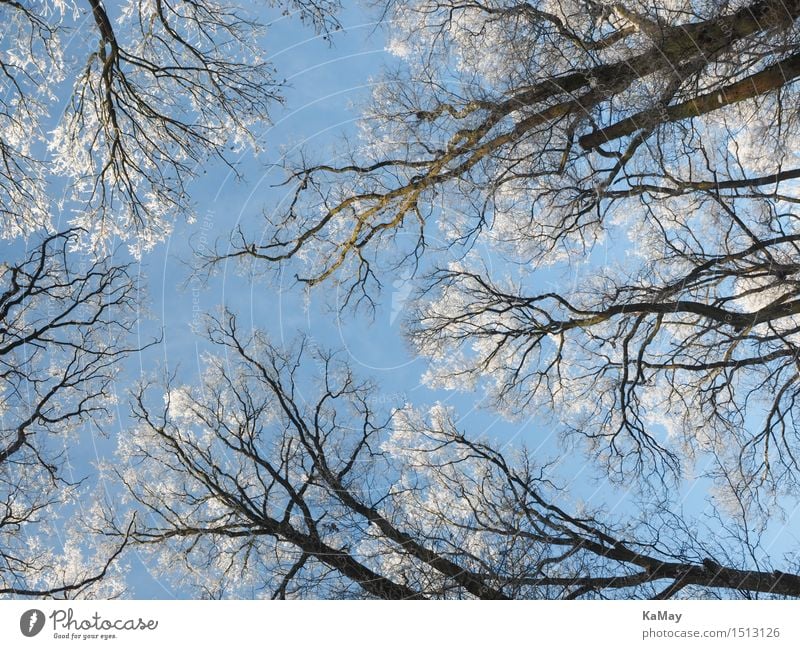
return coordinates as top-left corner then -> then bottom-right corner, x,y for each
104,311 -> 800,599
1,0 -> 341,251
0,229 -> 147,598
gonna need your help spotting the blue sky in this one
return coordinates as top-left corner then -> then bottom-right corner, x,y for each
5,1 -> 796,598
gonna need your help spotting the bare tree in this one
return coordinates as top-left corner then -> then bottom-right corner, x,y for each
1,0 -> 341,251
103,310 -> 800,599
1,0 -> 345,598
211,1 -> 800,500
0,229 -> 141,597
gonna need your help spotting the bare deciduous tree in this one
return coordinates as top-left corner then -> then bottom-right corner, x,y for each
1,0 -> 340,251
0,229 -> 140,597
104,311 -> 800,599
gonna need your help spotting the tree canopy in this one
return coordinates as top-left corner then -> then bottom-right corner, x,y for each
103,311 -> 800,599
4,0 -> 800,600
1,0 -> 339,251
221,0 -> 800,506
0,230 -> 140,596
195,0 -> 800,597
